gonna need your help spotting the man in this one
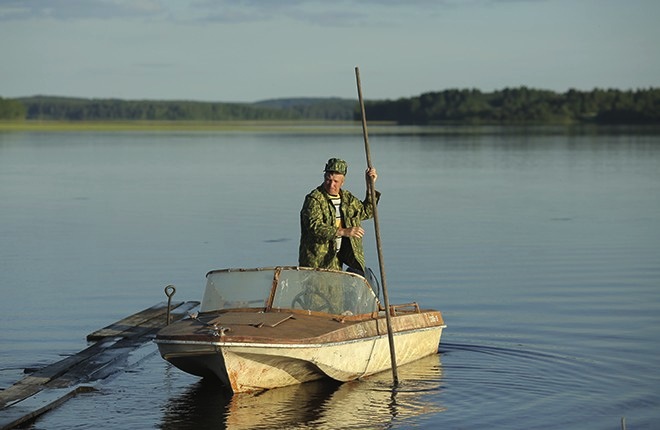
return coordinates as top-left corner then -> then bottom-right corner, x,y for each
298,157 -> 379,274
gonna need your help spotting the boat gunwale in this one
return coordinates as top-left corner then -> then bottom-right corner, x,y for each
192,307 -> 385,323
154,324 -> 446,348
195,304 -> 440,321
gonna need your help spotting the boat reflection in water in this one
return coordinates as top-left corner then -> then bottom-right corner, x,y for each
160,353 -> 444,430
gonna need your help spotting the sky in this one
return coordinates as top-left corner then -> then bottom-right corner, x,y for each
1,0 -> 659,103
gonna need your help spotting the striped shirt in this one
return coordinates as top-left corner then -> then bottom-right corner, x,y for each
329,194 -> 342,251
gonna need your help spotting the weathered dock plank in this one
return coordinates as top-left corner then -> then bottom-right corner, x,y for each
0,386 -> 96,430
86,301 -> 182,340
0,300 -> 199,430
0,337 -> 117,409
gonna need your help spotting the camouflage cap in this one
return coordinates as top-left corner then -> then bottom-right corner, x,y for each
324,158 -> 348,175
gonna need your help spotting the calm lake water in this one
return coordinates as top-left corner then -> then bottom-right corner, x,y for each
1,126 -> 659,429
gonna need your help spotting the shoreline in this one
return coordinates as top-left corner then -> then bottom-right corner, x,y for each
0,120 -> 364,133
1,120 -> 658,135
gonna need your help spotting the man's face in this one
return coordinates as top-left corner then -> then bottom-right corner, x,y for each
323,172 -> 345,195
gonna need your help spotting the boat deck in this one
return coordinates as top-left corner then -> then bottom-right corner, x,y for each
156,308 -> 445,345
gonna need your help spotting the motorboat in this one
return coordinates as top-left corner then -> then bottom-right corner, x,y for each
154,266 -> 445,393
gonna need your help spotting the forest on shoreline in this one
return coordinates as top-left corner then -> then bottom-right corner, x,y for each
1,87 -> 659,125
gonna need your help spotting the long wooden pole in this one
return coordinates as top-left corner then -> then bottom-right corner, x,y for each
355,66 -> 399,384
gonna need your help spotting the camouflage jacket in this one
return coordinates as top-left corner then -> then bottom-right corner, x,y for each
298,185 -> 380,272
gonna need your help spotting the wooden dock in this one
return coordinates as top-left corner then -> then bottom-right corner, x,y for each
0,300 -> 199,430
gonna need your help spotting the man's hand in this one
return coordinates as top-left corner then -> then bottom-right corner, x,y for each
337,226 -> 365,238
365,167 -> 378,184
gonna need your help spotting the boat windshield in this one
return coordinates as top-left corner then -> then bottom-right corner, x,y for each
201,267 -> 379,315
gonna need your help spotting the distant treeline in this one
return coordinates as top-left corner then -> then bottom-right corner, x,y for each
363,87 -> 660,125
2,87 -> 659,124
0,97 -> 26,120
7,96 -> 356,121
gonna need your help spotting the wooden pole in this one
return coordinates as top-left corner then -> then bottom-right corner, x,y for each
355,66 -> 399,384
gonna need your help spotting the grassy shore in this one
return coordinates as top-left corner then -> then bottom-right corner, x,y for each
3,120 -> 656,136
0,120 -> 367,133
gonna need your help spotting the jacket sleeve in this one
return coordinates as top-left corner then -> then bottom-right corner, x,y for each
342,190 -> 381,226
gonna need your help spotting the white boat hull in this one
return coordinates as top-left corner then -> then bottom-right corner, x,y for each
157,325 -> 444,392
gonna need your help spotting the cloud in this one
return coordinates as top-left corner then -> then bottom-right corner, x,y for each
0,0 -> 546,24
191,0 -> 552,26
193,3 -> 367,27
187,0 -> 419,26
0,0 -> 165,21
